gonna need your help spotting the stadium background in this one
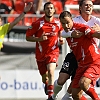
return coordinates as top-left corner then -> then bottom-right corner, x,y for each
0,0 -> 100,100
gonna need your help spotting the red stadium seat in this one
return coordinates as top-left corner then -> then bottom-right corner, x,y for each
1,0 -> 13,10
2,0 -> 12,6
65,0 -> 78,5
51,0 -> 63,14
65,0 -> 79,15
14,0 -> 25,14
24,12 -> 37,26
7,11 -> 23,25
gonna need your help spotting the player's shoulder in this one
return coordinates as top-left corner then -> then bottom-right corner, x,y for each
91,15 -> 100,21
73,15 -> 81,20
73,22 -> 89,30
53,17 -> 61,27
0,23 -> 10,29
74,22 -> 85,26
53,17 -> 60,23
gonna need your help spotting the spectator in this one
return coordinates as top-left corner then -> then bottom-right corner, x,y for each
35,0 -> 43,14
0,0 -> 13,23
1,0 -> 14,11
14,0 -> 25,14
60,0 -> 66,10
51,0 -> 63,14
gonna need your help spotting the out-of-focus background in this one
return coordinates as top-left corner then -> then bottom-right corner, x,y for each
0,0 -> 100,100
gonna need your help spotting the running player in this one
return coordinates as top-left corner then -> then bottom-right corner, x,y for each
26,2 -> 64,99
48,0 -> 100,100
59,11 -> 100,100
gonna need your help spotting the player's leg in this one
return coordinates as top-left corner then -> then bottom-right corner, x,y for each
61,61 -> 78,100
36,60 -> 49,95
72,63 -> 100,100
61,52 -> 78,100
79,63 -> 100,100
79,77 -> 100,100
72,76 -> 100,100
46,54 -> 59,99
53,72 -> 70,99
72,88 -> 87,100
71,66 -> 88,100
42,71 -> 49,95
47,52 -> 78,100
61,82 -> 73,100
47,62 -> 57,98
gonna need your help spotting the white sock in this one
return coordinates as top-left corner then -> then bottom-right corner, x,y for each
52,80 -> 63,99
62,92 -> 73,100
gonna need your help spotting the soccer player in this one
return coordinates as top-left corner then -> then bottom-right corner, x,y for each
48,0 -> 100,100
0,2 -> 33,50
59,11 -> 100,100
62,0 -> 100,99
25,2 -> 64,99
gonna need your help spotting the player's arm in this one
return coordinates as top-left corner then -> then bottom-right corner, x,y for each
84,25 -> 100,39
91,31 -> 100,39
58,30 -> 65,45
61,30 -> 83,38
91,23 -> 100,39
26,34 -> 48,42
8,2 -> 33,32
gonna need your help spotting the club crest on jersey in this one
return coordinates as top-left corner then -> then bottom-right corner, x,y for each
85,28 -> 91,35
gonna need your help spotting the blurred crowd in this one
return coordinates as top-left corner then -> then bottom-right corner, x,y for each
0,0 -> 100,26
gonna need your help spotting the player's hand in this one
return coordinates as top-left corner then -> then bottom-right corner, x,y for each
59,37 -> 65,45
39,32 -> 48,41
91,23 -> 100,32
71,30 -> 83,38
24,2 -> 33,13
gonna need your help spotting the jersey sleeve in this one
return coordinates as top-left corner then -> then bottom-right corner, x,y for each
76,23 -> 95,38
84,26 -> 95,38
61,30 -> 72,38
26,21 -> 40,37
0,23 -> 10,36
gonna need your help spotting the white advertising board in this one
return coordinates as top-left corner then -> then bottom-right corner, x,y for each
0,70 -> 66,99
0,70 -> 99,99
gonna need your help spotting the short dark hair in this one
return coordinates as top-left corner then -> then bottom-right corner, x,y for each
59,11 -> 72,19
44,2 -> 54,10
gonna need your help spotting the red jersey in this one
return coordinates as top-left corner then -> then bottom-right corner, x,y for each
66,23 -> 100,66
26,16 -> 62,61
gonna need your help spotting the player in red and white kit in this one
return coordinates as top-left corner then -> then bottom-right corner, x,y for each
59,11 -> 100,100
26,2 -> 64,99
49,0 -> 100,100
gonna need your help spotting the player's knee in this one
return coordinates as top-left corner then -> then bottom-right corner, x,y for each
57,73 -> 70,85
72,92 -> 79,99
79,77 -> 91,91
57,77 -> 67,85
57,79 -> 64,85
